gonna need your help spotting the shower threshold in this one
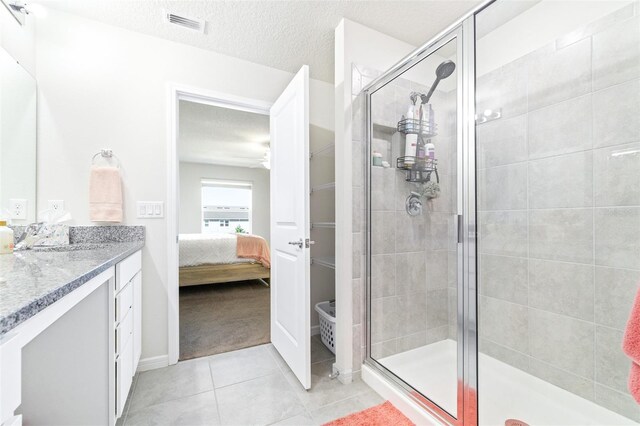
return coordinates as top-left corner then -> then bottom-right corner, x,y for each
379,340 -> 635,425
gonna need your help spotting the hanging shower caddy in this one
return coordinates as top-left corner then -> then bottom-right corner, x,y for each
396,117 -> 439,184
395,60 -> 455,187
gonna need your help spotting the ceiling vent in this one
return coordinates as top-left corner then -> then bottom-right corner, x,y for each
164,11 -> 205,34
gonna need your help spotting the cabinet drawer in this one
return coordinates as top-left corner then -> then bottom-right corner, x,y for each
115,339 -> 133,419
115,309 -> 133,356
115,281 -> 133,324
116,251 -> 141,292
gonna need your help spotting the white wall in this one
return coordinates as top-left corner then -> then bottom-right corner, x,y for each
0,6 -> 35,75
179,161 -> 270,242
34,8 -> 333,362
335,18 -> 417,381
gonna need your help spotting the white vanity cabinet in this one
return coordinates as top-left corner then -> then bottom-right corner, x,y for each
0,247 -> 143,426
115,251 -> 142,419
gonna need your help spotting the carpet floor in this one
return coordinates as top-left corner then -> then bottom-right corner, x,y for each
179,280 -> 270,361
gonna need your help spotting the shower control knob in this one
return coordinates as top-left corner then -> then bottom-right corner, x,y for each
405,193 -> 423,216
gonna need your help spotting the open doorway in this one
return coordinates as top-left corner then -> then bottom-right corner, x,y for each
168,68 -> 338,391
177,100 -> 272,360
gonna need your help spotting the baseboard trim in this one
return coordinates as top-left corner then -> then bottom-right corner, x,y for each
337,366 -> 354,384
311,325 -> 320,336
137,355 -> 169,372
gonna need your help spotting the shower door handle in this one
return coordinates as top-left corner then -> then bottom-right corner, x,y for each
457,215 -> 463,244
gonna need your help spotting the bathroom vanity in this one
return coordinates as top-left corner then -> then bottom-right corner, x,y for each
0,228 -> 144,425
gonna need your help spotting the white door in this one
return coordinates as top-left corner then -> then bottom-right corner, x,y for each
270,65 -> 311,389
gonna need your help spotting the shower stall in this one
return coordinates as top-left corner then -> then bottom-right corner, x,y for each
359,0 -> 640,424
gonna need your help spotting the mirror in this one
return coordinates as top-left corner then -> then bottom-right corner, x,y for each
0,46 -> 36,223
1,0 -> 25,25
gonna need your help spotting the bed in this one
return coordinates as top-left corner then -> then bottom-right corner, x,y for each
179,233 -> 271,287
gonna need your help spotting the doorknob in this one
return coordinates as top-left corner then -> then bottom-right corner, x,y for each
288,239 -> 304,249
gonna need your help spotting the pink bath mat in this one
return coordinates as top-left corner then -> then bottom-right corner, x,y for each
323,401 -> 415,426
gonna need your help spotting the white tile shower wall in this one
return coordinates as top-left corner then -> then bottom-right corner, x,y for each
354,63 -> 459,362
477,5 -> 640,421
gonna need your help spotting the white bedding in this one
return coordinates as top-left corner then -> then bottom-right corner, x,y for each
178,234 -> 254,267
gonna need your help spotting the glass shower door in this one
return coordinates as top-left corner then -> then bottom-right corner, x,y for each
365,27 -> 466,423
475,1 -> 640,424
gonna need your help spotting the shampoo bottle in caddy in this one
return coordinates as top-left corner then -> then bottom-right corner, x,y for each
405,102 -> 414,131
404,100 -> 417,164
416,136 -> 426,160
404,134 -> 417,164
426,140 -> 436,167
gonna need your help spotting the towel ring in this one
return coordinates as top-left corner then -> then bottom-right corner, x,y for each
92,149 -> 121,168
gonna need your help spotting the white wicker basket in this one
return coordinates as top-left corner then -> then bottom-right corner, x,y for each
315,301 -> 336,354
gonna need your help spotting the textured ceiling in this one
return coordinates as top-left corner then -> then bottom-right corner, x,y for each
179,100 -> 270,168
41,0 -> 481,82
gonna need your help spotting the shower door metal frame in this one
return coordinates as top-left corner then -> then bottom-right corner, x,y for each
362,6 -> 485,425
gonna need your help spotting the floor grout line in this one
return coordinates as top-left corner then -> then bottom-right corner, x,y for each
309,388 -> 371,412
126,388 -> 218,416
208,359 -> 222,425
213,369 -> 283,391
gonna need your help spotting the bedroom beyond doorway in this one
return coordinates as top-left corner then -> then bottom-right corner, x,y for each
176,99 -> 272,361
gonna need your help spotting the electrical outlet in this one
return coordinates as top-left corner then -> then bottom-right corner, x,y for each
48,200 -> 65,212
9,199 -> 27,220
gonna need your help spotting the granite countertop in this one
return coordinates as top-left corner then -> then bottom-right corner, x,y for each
0,233 -> 144,337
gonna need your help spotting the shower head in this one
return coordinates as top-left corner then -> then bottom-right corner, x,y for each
421,60 -> 456,105
436,60 -> 456,79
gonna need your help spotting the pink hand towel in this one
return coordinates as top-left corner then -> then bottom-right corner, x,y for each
622,285 -> 640,404
89,165 -> 123,222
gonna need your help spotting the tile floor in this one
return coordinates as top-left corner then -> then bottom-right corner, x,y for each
117,336 -> 384,425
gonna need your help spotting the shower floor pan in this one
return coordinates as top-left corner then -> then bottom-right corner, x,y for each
379,340 -> 636,425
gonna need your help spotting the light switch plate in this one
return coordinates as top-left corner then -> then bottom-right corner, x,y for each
9,199 -> 27,220
137,201 -> 164,218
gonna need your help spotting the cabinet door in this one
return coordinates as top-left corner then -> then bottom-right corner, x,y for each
0,332 -> 21,423
115,340 -> 133,419
133,271 -> 142,373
